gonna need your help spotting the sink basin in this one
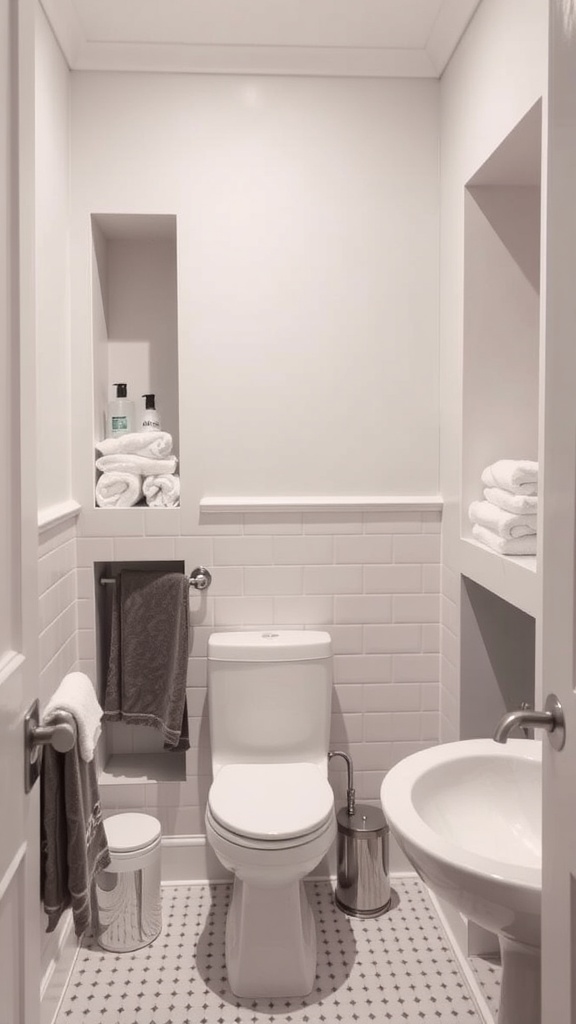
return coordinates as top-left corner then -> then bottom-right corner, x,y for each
381,738 -> 542,1024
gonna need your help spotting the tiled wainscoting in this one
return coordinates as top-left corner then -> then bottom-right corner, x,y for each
38,516 -> 79,707
72,505 -> 441,839
38,510 -> 81,1014
37,502 -> 445,1018
440,562 -> 459,743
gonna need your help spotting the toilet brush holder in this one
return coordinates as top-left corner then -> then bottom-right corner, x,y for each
328,751 -> 391,918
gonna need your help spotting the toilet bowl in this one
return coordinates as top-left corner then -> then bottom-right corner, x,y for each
205,630 -> 336,998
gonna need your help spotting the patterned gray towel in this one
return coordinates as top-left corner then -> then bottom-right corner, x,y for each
41,744 -> 110,936
103,570 -> 190,751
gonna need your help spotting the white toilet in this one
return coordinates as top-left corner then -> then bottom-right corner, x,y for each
205,630 -> 336,998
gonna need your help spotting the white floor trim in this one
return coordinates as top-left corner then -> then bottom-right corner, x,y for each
427,886 -> 497,1024
160,831 -> 411,884
41,910 -> 80,1024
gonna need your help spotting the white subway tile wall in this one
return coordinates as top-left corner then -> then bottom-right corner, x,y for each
440,562 -> 459,742
71,508 -> 442,828
38,521 -> 79,709
38,519 -> 80,969
36,510 -> 441,845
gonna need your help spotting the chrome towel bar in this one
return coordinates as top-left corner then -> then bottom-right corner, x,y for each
24,699 -> 77,792
99,566 -> 212,591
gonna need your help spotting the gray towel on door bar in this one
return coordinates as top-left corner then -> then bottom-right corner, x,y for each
41,744 -> 110,936
104,570 -> 190,751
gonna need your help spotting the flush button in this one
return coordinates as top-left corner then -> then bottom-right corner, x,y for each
261,632 -> 279,638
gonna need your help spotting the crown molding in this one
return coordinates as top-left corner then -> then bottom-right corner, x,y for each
425,0 -> 481,76
58,40 -> 438,78
39,0 -> 481,78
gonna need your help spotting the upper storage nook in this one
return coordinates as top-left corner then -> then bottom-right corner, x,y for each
91,214 -> 179,507
460,101 -> 542,615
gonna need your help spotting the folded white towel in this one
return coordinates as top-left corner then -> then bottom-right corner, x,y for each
44,672 -> 103,762
481,459 -> 538,495
143,473 -> 180,508
95,471 -> 143,508
472,523 -> 537,556
483,487 -> 538,515
469,500 -> 537,539
96,453 -> 177,477
95,431 -> 173,460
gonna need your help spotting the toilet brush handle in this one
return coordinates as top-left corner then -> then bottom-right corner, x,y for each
328,750 -> 356,816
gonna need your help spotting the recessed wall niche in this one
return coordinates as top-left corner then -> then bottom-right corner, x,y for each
461,101 -> 541,545
460,576 -> 535,741
94,561 -> 187,784
91,213 -> 179,507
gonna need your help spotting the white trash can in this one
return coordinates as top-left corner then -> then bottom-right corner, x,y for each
96,813 -> 162,952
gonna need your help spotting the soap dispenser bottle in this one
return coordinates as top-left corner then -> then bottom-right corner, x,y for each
107,383 -> 135,437
140,394 -> 161,432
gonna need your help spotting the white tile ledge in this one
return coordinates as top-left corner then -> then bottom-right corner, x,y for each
38,499 -> 81,535
201,495 -> 443,514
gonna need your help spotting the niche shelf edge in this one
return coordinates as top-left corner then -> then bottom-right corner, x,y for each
459,536 -> 538,617
200,495 -> 444,515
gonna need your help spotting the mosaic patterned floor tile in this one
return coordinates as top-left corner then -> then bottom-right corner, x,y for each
469,953 -> 502,1020
55,878 -> 495,1024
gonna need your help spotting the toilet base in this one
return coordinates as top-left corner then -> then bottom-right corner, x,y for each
225,876 -> 317,998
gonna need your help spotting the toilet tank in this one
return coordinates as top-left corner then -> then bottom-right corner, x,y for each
207,630 -> 332,773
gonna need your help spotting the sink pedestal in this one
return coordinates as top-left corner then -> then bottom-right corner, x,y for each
498,936 -> 540,1024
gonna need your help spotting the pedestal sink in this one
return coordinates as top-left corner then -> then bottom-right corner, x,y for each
380,739 -> 541,1024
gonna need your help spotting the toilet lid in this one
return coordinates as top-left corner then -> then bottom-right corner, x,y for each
209,763 -> 334,840
104,813 -> 161,853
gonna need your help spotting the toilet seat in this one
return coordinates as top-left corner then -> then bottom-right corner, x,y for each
208,762 -> 334,842
206,803 -> 335,852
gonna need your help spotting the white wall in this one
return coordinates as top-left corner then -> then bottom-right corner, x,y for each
35,3 -> 71,511
439,0 -> 547,740
66,70 -> 443,867
35,7 -> 82,1003
70,74 -> 439,507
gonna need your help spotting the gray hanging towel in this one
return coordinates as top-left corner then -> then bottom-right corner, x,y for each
104,570 -> 190,751
41,743 -> 110,935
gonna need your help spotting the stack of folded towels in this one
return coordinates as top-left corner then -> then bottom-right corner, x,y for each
468,459 -> 538,555
95,431 -> 180,508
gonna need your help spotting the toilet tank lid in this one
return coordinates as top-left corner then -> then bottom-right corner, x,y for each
208,630 -> 332,662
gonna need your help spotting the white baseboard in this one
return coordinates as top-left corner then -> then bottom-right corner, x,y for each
161,835 -> 232,884
41,910 -> 79,1024
160,831 -> 411,885
427,887 -> 497,1024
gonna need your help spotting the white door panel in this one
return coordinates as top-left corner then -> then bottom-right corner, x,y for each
540,1 -> 576,1021
0,0 -> 40,1020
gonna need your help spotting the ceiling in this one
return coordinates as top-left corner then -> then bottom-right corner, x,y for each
41,0 -> 483,78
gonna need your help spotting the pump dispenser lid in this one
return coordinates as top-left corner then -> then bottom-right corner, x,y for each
142,394 -> 156,408
113,383 -> 127,397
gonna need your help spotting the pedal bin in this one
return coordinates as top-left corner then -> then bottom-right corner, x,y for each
334,803 -> 391,918
96,813 -> 162,952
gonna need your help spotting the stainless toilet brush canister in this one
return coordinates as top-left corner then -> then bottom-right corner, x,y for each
329,751 -> 391,918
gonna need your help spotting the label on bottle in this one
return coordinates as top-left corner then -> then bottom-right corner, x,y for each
112,416 -> 128,432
